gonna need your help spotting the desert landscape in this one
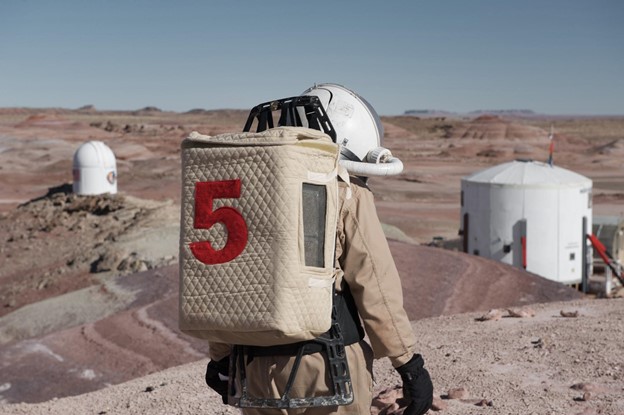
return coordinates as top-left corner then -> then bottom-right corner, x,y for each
0,106 -> 623,414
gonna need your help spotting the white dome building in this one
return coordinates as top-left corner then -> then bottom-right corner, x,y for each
72,141 -> 117,195
460,159 -> 592,284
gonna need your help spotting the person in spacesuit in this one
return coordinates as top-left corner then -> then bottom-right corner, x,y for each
206,83 -> 433,415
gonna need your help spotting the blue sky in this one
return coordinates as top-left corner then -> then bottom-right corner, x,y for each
0,1 -> 622,115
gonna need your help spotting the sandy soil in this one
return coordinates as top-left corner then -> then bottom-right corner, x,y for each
0,107 -> 623,413
2,298 -> 623,415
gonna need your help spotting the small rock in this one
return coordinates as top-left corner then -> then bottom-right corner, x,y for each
371,386 -> 404,413
476,309 -> 504,322
571,383 -> 598,392
531,338 -> 544,348
431,397 -> 448,411
582,392 -> 592,401
144,386 -> 155,392
460,398 -> 485,405
383,402 -> 400,414
447,387 -> 468,400
92,251 -> 124,273
560,310 -> 579,318
117,253 -> 146,273
508,307 -> 536,318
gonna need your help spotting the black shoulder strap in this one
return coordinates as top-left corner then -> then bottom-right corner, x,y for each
334,280 -> 365,346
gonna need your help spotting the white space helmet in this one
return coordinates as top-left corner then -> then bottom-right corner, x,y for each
300,83 -> 403,176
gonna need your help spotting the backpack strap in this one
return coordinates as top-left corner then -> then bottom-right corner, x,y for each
337,165 -> 352,200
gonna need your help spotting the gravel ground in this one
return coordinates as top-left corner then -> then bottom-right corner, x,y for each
3,298 -> 622,415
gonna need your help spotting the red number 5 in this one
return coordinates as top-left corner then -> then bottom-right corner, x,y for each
190,179 -> 248,265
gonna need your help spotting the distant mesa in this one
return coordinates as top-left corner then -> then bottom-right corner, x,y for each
185,108 -> 207,114
404,109 -> 454,117
133,106 -> 162,114
77,105 -> 96,112
404,109 -> 537,118
469,109 -> 536,116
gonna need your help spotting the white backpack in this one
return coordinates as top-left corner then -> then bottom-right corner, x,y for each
179,127 -> 342,346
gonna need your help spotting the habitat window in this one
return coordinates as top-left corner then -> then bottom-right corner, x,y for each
302,183 -> 327,268
570,252 -> 575,261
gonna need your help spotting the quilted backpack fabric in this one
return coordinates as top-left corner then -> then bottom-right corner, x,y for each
179,127 -> 340,346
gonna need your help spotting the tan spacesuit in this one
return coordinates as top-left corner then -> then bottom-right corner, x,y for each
206,84 -> 433,415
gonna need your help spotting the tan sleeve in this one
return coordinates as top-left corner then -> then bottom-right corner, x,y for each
208,341 -> 231,361
337,180 -> 416,368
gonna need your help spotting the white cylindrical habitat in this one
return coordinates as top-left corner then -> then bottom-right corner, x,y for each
460,159 -> 592,284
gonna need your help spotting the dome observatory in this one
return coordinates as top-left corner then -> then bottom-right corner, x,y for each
72,141 -> 117,195
459,159 -> 592,285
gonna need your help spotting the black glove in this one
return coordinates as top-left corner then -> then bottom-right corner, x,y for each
396,354 -> 433,415
205,356 -> 229,405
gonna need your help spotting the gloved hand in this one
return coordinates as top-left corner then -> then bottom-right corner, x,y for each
396,354 -> 433,415
205,356 -> 230,405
